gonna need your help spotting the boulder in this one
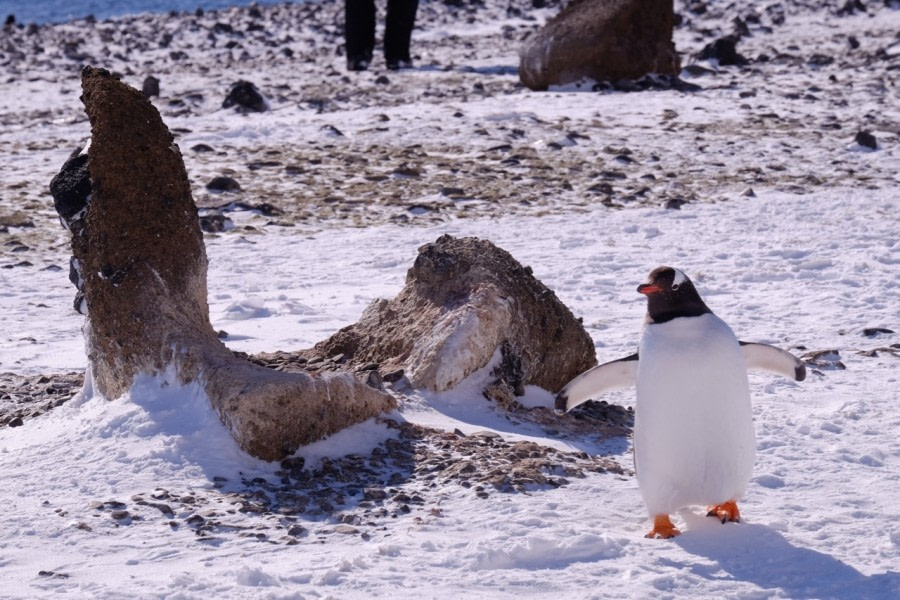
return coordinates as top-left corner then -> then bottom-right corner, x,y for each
519,0 -> 681,91
56,67 -> 393,461
222,80 -> 268,112
306,235 -> 597,399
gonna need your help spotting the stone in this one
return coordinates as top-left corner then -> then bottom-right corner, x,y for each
855,130 -> 877,149
48,147 -> 91,229
519,0 -> 680,91
206,176 -> 241,192
305,234 -> 596,398
52,67 -> 394,461
142,75 -> 160,98
695,35 -> 748,66
222,80 -> 268,113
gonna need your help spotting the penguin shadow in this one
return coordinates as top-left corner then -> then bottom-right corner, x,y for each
669,515 -> 900,599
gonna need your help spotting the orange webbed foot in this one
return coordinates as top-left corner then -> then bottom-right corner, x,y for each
645,514 -> 681,539
707,500 -> 741,524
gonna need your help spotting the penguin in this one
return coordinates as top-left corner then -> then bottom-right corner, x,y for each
556,266 -> 806,539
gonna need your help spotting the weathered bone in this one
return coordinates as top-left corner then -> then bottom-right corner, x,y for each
67,67 -> 394,461
303,235 -> 598,399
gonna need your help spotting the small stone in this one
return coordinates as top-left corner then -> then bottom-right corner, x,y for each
206,176 -> 241,192
364,488 -> 388,501
333,524 -> 359,534
110,510 -> 130,520
382,369 -> 405,383
854,130 -> 877,150
696,35 -> 748,66
222,80 -> 268,112
142,76 -> 160,98
863,327 -> 894,337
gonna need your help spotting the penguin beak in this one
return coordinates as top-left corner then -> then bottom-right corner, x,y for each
638,283 -> 663,295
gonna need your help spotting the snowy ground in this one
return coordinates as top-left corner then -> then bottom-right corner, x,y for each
1,0 -> 899,598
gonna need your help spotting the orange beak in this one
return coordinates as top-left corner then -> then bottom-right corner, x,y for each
637,283 -> 663,295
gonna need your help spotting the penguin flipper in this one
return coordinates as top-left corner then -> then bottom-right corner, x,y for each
555,354 -> 639,414
739,342 -> 806,381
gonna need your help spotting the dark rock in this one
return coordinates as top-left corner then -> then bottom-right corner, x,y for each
696,35 -> 747,66
142,76 -> 160,98
855,130 -> 877,149
664,197 -> 688,209
49,148 -> 91,229
837,0 -> 866,16
191,143 -> 215,153
222,80 -> 268,113
519,0 -> 680,91
199,212 -> 230,233
320,124 -> 344,137
862,327 -> 894,337
306,235 -> 596,397
206,176 -> 241,192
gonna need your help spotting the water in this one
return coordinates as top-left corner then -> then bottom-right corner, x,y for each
0,0 -> 289,25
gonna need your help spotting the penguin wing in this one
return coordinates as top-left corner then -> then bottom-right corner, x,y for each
739,342 -> 806,381
555,354 -> 639,414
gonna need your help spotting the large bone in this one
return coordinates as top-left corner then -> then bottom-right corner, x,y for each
64,67 -> 394,461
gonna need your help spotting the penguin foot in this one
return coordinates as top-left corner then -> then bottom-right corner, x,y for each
706,500 -> 741,524
645,514 -> 681,539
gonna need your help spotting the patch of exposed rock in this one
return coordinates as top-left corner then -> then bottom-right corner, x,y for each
76,419 -> 626,545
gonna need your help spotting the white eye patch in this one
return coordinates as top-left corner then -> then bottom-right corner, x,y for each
671,269 -> 687,287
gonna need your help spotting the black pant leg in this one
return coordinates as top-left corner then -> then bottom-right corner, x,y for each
384,0 -> 419,62
345,0 -> 376,62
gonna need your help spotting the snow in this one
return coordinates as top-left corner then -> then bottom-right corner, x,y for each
2,0 -> 900,597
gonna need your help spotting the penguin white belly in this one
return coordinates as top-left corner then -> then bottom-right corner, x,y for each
634,313 -> 756,517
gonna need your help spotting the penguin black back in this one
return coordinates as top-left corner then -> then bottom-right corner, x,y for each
637,266 -> 712,324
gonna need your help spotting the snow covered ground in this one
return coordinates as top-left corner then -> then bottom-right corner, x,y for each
1,0 -> 899,597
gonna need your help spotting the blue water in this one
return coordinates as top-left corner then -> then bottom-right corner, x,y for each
0,0 -> 289,25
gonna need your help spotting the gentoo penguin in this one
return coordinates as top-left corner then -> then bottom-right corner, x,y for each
556,266 -> 805,539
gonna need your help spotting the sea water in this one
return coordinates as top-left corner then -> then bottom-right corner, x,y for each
0,0 -> 289,25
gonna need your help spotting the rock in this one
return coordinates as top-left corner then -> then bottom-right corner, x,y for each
306,234 -> 596,397
142,75 -> 160,98
222,80 -> 268,113
48,147 -> 91,229
50,67 -> 394,461
862,327 -> 894,337
519,0 -> 680,91
206,176 -> 241,192
695,35 -> 748,66
801,350 -> 845,371
855,130 -> 877,150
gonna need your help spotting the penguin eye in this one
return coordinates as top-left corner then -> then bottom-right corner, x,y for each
671,284 -> 680,291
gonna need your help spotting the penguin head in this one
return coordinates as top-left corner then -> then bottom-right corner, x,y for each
637,266 -> 712,323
